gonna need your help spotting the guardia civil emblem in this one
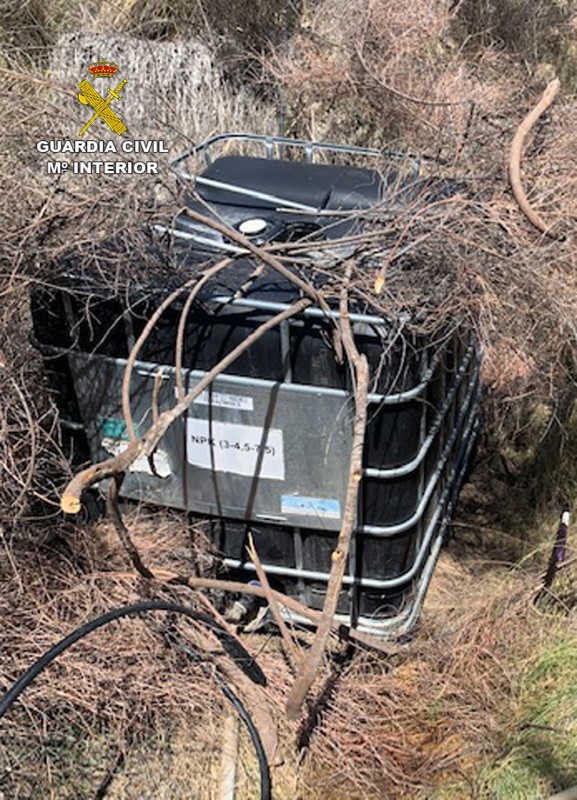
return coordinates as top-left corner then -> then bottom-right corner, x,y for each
78,59 -> 127,136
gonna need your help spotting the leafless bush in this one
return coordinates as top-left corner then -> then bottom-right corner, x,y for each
263,0 -> 577,519
2,2 -> 577,795
0,16 -> 280,521
453,0 -> 577,86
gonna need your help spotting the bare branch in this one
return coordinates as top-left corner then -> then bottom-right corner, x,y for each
247,532 -> 301,667
509,78 -> 561,237
183,204 -> 331,311
106,475 -> 155,580
97,568 -> 398,656
61,298 -> 312,513
122,258 -> 232,443
285,262 -> 369,720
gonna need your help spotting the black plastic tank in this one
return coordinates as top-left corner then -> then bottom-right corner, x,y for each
30,133 -> 480,637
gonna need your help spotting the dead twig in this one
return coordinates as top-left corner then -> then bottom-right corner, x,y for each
509,78 -> 561,237
90,569 -> 398,656
0,66 -> 77,98
183,204 -> 333,316
61,298 -> 312,513
122,258 -> 232,444
106,475 -> 155,580
8,377 -> 37,512
285,262 -> 370,720
247,532 -> 301,668
356,42 -> 466,108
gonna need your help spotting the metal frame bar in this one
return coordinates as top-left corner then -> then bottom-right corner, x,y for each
364,341 -> 476,479
359,365 -> 480,536
195,175 -> 321,213
171,131 -> 418,173
207,294 -> 447,404
210,295 -> 389,325
222,384 -> 479,590
154,224 -> 247,254
279,416 -> 479,636
353,418 -> 480,634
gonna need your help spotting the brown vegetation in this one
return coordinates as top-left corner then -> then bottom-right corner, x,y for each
2,0 -> 577,797
2,511 -> 576,798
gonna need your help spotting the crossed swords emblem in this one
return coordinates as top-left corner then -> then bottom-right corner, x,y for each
78,78 -> 128,136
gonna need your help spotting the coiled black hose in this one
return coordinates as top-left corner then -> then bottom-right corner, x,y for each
0,600 -> 271,799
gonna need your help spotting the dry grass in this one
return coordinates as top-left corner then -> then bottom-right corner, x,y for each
2,514 -> 576,798
2,2 -> 577,798
0,509 -> 260,799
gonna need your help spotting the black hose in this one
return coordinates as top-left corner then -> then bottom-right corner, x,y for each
0,600 -> 271,800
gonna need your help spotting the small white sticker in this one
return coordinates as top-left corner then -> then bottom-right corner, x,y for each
187,418 -> 284,480
101,438 -> 172,478
192,390 -> 254,412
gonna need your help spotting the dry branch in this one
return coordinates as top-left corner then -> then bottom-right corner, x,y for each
61,298 -> 311,513
95,569 -> 398,656
122,258 -> 232,444
183,204 -> 334,319
106,475 -> 155,581
509,78 -> 561,236
247,533 -> 300,668
285,263 -> 370,720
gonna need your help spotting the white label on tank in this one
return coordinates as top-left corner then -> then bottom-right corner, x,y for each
191,390 -> 254,412
101,438 -> 172,478
186,418 -> 284,480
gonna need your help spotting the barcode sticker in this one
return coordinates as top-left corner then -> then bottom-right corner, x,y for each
192,390 -> 254,411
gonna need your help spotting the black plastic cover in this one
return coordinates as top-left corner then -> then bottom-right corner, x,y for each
195,155 -> 383,211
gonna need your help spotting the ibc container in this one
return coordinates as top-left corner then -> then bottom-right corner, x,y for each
30,133 -> 480,637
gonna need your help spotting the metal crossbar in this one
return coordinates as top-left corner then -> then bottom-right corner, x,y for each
171,131 -> 422,175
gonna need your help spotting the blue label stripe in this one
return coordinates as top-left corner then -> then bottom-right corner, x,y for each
281,495 -> 341,519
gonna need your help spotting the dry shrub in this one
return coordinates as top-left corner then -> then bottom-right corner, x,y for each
265,0 -> 577,520
266,0 -> 495,152
281,556 -> 560,798
2,4 -> 577,796
0,510 -> 573,799
1,1 -> 575,531
0,15 -> 279,521
0,0 -> 302,66
0,510 -> 251,799
0,514 -> 573,799
0,283 -> 70,520
454,0 -> 577,88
